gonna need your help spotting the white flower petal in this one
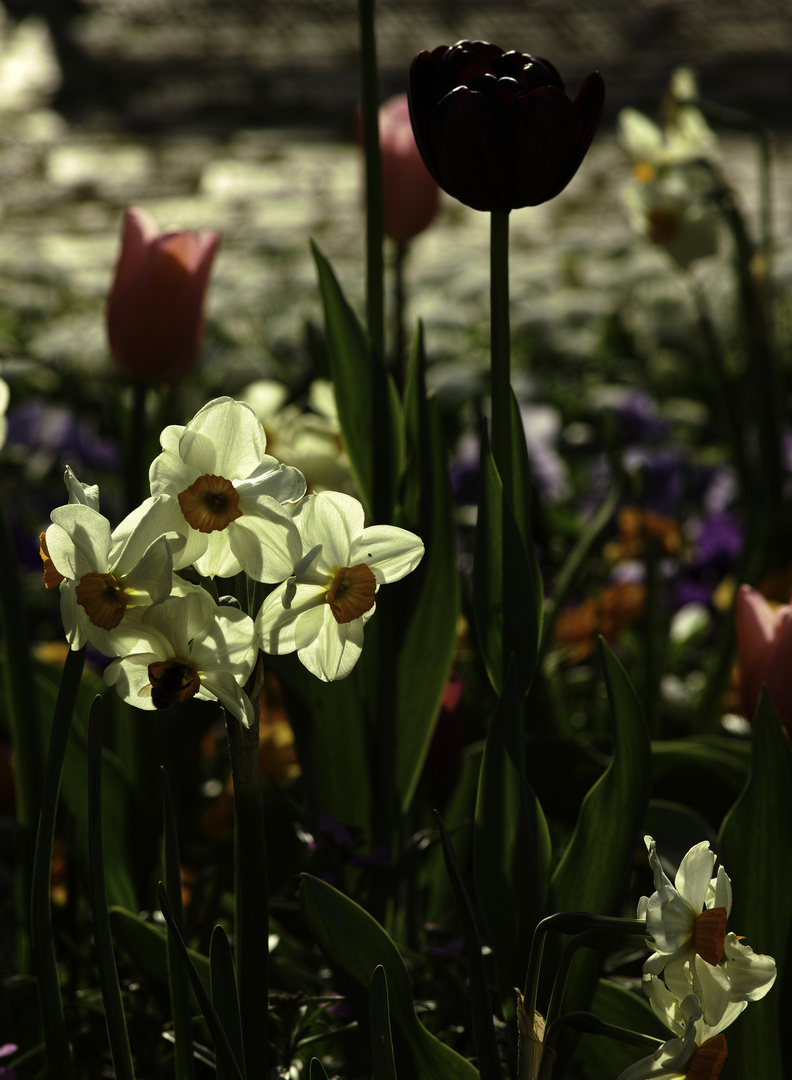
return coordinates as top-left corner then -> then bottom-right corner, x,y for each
230,502 -> 302,583
200,670 -> 255,727
675,842 -> 717,912
350,525 -> 425,583
48,505 -> 112,578
721,933 -> 777,1002
299,613 -> 364,681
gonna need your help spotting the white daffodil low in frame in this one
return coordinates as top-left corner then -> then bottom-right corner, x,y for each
104,585 -> 259,727
616,986 -> 739,1080
256,490 -> 424,681
639,836 -> 776,1027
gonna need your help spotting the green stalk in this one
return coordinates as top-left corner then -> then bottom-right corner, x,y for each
225,704 -> 268,1079
124,380 -> 149,517
0,499 -> 43,973
30,645 -> 86,1080
88,697 -> 136,1080
490,209 -> 513,496
358,0 -> 384,361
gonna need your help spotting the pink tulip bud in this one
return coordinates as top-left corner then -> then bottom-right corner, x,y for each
371,94 -> 441,243
734,584 -> 792,733
106,206 -> 220,385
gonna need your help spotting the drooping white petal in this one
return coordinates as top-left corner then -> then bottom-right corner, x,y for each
721,933 -> 777,1003
199,670 -> 255,727
692,955 -> 731,1027
256,582 -> 326,652
236,462 -> 307,505
104,650 -> 166,709
190,605 -> 257,683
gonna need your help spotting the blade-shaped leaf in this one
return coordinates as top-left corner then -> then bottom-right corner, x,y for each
210,926 -> 245,1080
311,239 -> 402,523
472,428 -> 542,696
109,906 -> 211,993
571,980 -> 667,1079
392,322 -> 459,810
300,874 -> 479,1079
162,768 -> 197,1080
719,691 -> 792,1079
369,966 -> 398,1080
436,812 -> 501,1080
473,659 -> 551,1022
550,638 -> 651,913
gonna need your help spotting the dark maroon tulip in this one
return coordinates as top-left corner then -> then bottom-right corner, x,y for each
408,40 -> 605,214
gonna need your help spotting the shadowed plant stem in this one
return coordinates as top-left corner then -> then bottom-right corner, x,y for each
225,701 -> 268,1079
490,209 -> 513,496
358,0 -> 384,361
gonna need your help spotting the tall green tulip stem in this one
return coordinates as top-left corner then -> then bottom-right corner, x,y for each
225,699 -> 269,1078
358,0 -> 384,361
490,209 -> 513,495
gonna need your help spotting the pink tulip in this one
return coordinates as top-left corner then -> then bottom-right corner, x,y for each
377,94 -> 441,243
734,584 -> 792,733
106,206 -> 220,384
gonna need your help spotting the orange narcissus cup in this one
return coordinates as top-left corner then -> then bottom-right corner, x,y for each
106,206 -> 220,385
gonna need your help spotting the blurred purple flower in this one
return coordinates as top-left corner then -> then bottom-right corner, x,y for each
675,512 -> 742,609
613,389 -> 669,444
6,402 -> 119,473
0,1044 -> 17,1080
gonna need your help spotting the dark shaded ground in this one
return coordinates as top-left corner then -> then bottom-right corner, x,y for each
9,0 -> 792,135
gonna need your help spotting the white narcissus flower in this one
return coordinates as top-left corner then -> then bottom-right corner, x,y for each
144,396 -> 306,581
104,587 -> 258,727
255,490 -> 424,681
40,500 -> 179,656
639,836 -> 776,1026
617,987 -> 739,1080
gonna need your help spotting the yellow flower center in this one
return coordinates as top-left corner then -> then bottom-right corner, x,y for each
39,532 -> 64,590
147,658 -> 200,709
693,906 -> 728,966
75,571 -> 129,629
325,563 -> 376,624
632,160 -> 657,184
685,1033 -> 727,1080
177,473 -> 242,533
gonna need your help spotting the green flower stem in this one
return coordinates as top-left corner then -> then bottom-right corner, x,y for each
225,698 -> 269,1079
124,380 -> 149,517
31,645 -> 86,1080
522,913 -> 645,1026
392,240 -> 408,392
490,209 -> 513,497
0,498 -> 43,973
718,184 -> 782,556
358,0 -> 384,361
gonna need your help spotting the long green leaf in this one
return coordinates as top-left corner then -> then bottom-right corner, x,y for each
550,639 -> 651,912
30,646 -> 85,1080
109,907 -> 211,992
300,874 -> 479,1079
436,812 -> 501,1080
311,239 -> 403,523
719,691 -> 792,1080
162,769 -> 197,1080
392,322 -> 459,810
369,966 -> 398,1080
88,696 -> 135,1080
210,926 -> 246,1080
158,885 -> 245,1080
473,659 -> 551,1022
546,639 -> 651,1051
572,980 -> 667,1079
472,428 -> 542,696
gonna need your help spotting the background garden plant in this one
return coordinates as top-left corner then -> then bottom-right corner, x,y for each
0,4 -> 791,1080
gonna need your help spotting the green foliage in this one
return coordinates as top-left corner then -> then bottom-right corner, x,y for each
474,659 -> 551,1021
719,692 -> 792,1079
300,874 -> 479,1079
311,239 -> 403,523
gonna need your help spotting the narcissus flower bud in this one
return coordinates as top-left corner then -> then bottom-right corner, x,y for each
408,40 -> 604,213
106,206 -> 220,384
